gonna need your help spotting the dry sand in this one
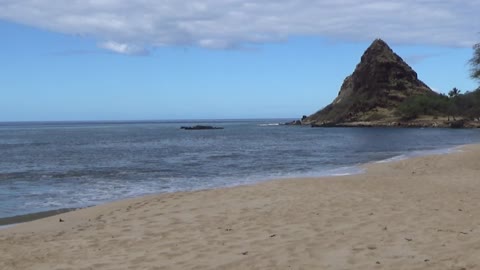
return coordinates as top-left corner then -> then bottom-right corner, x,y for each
1,144 -> 480,270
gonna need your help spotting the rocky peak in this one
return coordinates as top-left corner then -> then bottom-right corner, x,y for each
304,39 -> 434,125
361,39 -> 395,62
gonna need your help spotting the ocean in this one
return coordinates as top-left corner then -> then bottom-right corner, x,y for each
1,120 -> 479,219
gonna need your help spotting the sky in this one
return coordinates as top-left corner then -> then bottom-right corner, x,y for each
1,0 -> 479,121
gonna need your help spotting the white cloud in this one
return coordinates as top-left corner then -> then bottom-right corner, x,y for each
0,0 -> 478,54
99,41 -> 148,55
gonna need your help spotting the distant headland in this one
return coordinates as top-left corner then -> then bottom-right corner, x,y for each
289,39 -> 480,128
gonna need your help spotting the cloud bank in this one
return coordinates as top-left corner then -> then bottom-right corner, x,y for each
0,0 -> 478,54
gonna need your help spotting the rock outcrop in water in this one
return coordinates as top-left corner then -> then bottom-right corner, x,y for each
301,39 -> 437,127
180,125 -> 224,130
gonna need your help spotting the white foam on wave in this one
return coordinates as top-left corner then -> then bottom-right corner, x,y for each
321,166 -> 366,177
0,224 -> 16,230
144,165 -> 367,196
375,146 -> 461,164
258,123 -> 281,127
212,166 -> 366,189
375,154 -> 408,164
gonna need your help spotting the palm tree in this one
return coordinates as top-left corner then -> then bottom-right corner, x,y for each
448,87 -> 461,98
447,87 -> 461,121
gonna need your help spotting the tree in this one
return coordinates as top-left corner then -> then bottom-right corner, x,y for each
446,88 -> 461,121
395,94 -> 450,120
470,43 -> 480,81
447,87 -> 462,120
448,87 -> 461,98
463,90 -> 480,121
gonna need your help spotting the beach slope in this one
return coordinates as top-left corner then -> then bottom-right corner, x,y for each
1,145 -> 480,270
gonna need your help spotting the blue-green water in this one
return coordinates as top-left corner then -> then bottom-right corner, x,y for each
1,119 -> 479,218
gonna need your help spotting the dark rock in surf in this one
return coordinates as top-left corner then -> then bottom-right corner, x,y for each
180,125 -> 224,130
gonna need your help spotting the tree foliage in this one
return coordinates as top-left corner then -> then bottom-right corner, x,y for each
461,90 -> 480,121
396,88 -> 480,121
396,93 -> 449,120
470,43 -> 480,81
396,43 -> 480,122
448,87 -> 461,98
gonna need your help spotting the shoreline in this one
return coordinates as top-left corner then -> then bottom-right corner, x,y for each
0,144 -> 463,227
2,143 -> 480,269
287,116 -> 480,129
0,208 -> 80,227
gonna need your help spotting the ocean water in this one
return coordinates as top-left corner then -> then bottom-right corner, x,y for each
1,120 -> 479,218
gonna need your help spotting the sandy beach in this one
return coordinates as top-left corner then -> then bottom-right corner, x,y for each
1,144 -> 480,270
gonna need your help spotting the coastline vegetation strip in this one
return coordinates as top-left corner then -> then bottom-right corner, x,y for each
0,208 -> 80,226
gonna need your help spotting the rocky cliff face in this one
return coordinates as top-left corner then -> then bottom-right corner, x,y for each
304,39 -> 435,125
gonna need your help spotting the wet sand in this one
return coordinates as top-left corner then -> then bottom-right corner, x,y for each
0,208 -> 79,227
1,144 -> 480,270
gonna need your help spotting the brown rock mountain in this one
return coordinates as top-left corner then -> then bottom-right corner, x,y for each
303,39 -> 435,126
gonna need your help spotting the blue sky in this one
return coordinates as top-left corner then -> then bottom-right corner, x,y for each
1,1 -> 479,121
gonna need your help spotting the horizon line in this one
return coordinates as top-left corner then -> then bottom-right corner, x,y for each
0,117 -> 298,125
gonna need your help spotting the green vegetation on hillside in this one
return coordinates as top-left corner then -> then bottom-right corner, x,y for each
318,92 -> 385,123
395,93 -> 448,120
396,88 -> 480,121
396,42 -> 480,122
